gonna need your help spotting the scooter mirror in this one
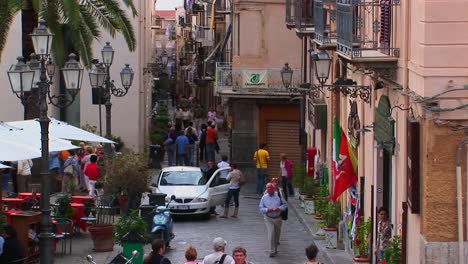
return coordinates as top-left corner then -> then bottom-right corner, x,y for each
132,250 -> 139,257
171,195 -> 176,200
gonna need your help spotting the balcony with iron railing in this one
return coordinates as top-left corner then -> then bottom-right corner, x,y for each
215,0 -> 231,15
193,25 -> 214,46
313,0 -> 337,47
215,63 -> 303,97
286,0 -> 314,33
294,0 -> 314,34
285,0 -> 296,29
336,0 -> 400,62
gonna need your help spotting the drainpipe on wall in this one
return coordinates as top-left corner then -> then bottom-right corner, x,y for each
456,138 -> 468,264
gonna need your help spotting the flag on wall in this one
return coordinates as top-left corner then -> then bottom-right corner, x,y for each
210,0 -> 217,31
333,118 -> 358,201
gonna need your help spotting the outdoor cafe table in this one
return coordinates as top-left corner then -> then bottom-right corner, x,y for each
70,202 -> 87,231
18,192 -> 41,200
2,198 -> 25,210
71,195 -> 95,205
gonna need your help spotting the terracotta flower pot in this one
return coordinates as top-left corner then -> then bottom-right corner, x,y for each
89,224 -> 114,252
353,257 -> 371,263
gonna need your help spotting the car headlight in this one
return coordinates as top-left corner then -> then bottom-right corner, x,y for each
192,197 -> 208,203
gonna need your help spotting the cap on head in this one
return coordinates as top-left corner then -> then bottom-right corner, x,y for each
213,237 -> 227,250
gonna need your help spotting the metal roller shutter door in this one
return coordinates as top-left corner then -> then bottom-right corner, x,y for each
266,120 -> 302,178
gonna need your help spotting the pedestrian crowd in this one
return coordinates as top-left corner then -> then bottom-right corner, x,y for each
1,143 -> 116,198
163,94 -> 226,167
143,237 -> 321,264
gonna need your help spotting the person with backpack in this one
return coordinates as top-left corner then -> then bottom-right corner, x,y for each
62,150 -> 80,192
144,239 -> 171,264
220,163 -> 243,218
201,237 -> 234,264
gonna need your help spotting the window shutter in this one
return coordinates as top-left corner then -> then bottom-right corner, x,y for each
380,0 -> 392,54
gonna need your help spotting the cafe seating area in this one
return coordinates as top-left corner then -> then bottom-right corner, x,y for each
1,193 -> 104,263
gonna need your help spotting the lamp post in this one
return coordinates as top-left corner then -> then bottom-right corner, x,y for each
7,19 -> 83,264
89,42 -> 134,153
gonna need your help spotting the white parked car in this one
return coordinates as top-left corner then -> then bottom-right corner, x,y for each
152,166 -> 230,217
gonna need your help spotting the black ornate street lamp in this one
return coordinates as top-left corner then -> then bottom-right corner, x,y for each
311,50 -> 332,86
7,19 -> 83,264
282,50 -> 372,104
89,42 -> 134,152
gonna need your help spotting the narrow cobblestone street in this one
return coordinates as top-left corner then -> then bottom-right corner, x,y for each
160,186 -> 325,264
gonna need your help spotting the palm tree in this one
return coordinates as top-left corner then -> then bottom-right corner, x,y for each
0,0 -> 137,67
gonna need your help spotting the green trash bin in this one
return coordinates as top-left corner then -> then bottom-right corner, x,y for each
122,230 -> 145,264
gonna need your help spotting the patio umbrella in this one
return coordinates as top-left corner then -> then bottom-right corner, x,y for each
0,137 -> 41,161
0,163 -> 12,169
7,118 -> 115,144
0,122 -> 78,161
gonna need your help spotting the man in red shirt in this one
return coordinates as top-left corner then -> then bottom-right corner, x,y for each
206,121 -> 218,161
84,155 -> 100,196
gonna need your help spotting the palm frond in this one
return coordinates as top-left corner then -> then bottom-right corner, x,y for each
0,0 -> 26,62
100,0 -> 136,51
67,24 -> 94,67
81,0 -> 119,38
79,6 -> 101,38
121,0 -> 138,17
61,0 -> 82,27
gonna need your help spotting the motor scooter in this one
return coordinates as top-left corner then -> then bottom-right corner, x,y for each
87,250 -> 139,264
151,194 -> 175,247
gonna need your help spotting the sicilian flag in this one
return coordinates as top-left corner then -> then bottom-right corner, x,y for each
332,118 -> 358,201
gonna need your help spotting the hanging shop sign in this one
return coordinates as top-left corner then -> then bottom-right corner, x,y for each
407,118 -> 420,214
347,100 -> 361,148
242,70 -> 268,88
374,95 -> 395,154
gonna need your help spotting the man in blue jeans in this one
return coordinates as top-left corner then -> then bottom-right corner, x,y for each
253,144 -> 269,194
220,163 -> 241,218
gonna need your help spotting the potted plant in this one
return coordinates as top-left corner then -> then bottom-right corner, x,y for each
353,217 -> 372,263
88,194 -> 118,252
104,152 -> 152,214
383,235 -> 402,264
293,163 -> 305,201
114,209 -> 149,245
303,177 -> 319,214
314,184 -> 329,218
53,194 -> 75,219
323,200 -> 340,249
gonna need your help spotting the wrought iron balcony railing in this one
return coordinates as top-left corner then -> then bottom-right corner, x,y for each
215,63 -> 302,96
313,0 -> 337,46
215,0 -> 231,15
285,0 -> 296,28
336,0 -> 400,60
193,25 -> 214,46
294,0 -> 314,33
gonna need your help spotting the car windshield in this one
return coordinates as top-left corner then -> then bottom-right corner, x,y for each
159,170 -> 206,186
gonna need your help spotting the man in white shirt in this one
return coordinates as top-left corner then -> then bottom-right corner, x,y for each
217,155 -> 230,184
16,159 -> 33,192
202,237 -> 234,264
